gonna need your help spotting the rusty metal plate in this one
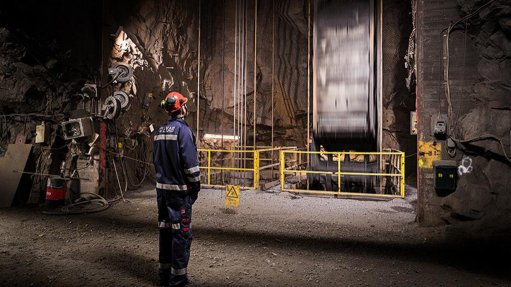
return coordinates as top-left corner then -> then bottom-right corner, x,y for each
0,144 -> 33,208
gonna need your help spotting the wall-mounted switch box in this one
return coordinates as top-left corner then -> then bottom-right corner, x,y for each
35,122 -> 49,144
410,111 -> 417,135
433,160 -> 457,196
431,114 -> 448,140
62,117 -> 93,140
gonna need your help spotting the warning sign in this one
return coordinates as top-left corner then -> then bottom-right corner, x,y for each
225,185 -> 240,208
418,141 -> 442,169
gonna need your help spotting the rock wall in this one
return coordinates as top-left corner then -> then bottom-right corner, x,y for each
103,0 -> 414,150
443,0 -> 511,235
381,0 -> 416,181
102,0 -> 310,149
417,0 -> 511,235
0,0 -> 416,202
0,0 -> 102,203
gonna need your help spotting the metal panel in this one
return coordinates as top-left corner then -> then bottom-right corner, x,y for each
0,144 -> 33,208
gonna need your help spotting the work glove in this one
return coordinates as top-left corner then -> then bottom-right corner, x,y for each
188,189 -> 199,204
188,182 -> 200,203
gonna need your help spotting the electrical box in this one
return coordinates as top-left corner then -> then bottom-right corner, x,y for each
35,122 -> 49,144
410,111 -> 417,135
433,160 -> 457,196
431,114 -> 448,140
62,117 -> 93,140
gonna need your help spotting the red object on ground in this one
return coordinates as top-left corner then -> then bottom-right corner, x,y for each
45,186 -> 66,200
45,178 -> 66,209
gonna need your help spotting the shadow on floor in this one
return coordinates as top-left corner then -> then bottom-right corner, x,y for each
3,204 -> 511,283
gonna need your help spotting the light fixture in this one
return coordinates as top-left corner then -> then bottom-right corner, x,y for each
203,134 -> 239,140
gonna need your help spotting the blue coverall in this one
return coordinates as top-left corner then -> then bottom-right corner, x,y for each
153,118 -> 200,286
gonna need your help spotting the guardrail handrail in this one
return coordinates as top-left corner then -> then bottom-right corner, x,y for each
197,147 -> 404,198
197,146 -> 298,190
280,150 -> 405,198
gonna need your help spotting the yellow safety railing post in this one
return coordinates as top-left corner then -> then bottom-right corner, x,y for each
280,150 -> 285,190
337,152 -> 341,194
207,150 -> 211,185
253,150 -> 260,189
400,152 -> 405,198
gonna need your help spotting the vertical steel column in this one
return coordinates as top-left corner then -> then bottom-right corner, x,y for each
271,0 -> 275,149
271,0 -> 276,171
241,0 -> 246,150
253,0 -> 258,148
233,0 -> 238,146
196,0 -> 201,148
307,0 -> 311,189
221,0 -> 226,148
377,0 -> 383,152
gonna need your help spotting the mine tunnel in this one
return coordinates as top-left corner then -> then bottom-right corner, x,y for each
0,0 -> 510,286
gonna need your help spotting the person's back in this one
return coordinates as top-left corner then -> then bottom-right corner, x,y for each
153,92 -> 200,287
154,118 -> 200,191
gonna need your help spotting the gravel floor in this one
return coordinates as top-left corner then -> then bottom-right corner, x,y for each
0,186 -> 509,286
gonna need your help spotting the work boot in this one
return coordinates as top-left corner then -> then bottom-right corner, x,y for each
169,274 -> 189,287
158,268 -> 171,287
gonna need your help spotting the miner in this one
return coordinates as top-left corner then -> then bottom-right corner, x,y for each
153,91 -> 201,287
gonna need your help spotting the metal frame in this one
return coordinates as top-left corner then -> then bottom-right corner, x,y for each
280,150 -> 405,198
199,148 -> 258,190
199,147 -> 297,190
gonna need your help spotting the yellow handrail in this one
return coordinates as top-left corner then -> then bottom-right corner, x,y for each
198,148 -> 259,190
196,147 -> 404,198
279,150 -> 406,198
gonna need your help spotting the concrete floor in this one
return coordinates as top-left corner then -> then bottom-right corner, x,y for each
0,186 -> 509,286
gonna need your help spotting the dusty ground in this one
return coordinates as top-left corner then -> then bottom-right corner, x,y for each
0,186 -> 510,287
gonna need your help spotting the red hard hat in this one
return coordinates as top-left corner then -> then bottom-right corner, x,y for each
160,92 -> 188,113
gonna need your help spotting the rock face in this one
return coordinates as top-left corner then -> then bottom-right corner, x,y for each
417,0 -> 511,234
441,0 -> 511,234
0,0 -> 102,202
0,0 -> 416,201
103,0 -> 414,150
381,0 -> 415,180
102,0 -> 311,149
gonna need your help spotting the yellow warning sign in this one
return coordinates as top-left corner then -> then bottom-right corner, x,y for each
225,185 -> 240,208
418,141 -> 441,169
